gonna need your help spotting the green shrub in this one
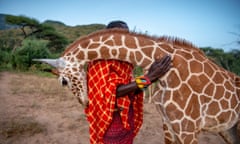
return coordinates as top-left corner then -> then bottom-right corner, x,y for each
0,50 -> 11,67
12,39 -> 51,70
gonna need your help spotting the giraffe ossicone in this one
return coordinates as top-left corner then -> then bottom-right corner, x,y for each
33,58 -> 66,68
35,28 -> 240,144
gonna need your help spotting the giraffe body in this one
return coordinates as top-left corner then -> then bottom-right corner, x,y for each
45,29 -> 240,143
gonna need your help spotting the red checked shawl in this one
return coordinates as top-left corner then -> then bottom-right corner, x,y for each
85,60 -> 143,144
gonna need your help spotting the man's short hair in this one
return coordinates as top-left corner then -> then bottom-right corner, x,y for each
106,20 -> 129,30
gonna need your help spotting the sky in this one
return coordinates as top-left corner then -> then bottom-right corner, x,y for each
0,0 -> 240,51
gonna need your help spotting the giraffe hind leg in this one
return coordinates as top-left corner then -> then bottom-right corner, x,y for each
219,122 -> 240,144
236,77 -> 240,99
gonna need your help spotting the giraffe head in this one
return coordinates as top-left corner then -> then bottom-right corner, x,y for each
33,57 -> 89,106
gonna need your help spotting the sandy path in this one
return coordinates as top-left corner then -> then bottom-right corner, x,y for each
0,72 -> 227,144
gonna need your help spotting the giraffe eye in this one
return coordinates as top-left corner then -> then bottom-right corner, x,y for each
62,77 -> 68,86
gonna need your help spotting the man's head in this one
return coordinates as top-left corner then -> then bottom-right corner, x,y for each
106,20 -> 129,30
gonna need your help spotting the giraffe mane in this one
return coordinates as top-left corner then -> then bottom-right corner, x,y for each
62,28 -> 158,55
157,36 -> 205,55
62,29 -> 128,55
63,28 -> 205,56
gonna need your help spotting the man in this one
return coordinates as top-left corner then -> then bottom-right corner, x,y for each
85,20 -> 171,144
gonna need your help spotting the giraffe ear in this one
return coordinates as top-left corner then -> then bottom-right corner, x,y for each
32,58 -> 66,69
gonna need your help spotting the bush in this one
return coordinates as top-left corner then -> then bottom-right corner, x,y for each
0,49 -> 12,69
12,39 -> 51,70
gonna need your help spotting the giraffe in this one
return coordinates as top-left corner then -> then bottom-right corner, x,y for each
34,29 -> 240,144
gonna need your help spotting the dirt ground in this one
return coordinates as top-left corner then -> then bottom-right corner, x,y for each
0,71 -> 228,144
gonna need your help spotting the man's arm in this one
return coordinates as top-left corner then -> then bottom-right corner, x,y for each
116,55 -> 172,97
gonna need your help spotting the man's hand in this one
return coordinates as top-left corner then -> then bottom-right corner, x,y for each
147,55 -> 172,82
116,55 -> 171,98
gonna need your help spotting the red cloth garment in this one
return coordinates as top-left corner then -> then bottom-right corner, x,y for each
103,107 -> 134,144
85,60 -> 143,144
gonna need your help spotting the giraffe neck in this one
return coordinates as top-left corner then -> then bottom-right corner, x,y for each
62,29 -> 174,70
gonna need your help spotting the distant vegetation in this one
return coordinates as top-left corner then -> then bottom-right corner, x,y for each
0,14 -> 105,72
0,14 -> 239,76
201,47 -> 240,75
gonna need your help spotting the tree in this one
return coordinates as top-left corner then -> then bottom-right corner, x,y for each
229,25 -> 240,46
201,47 -> 240,76
5,15 -> 68,53
228,49 -> 240,75
201,47 -> 227,68
5,15 -> 40,38
35,24 -> 68,53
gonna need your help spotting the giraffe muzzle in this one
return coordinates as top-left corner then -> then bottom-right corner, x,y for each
61,77 -> 68,86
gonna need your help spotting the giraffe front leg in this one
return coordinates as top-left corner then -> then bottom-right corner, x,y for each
162,120 -> 199,144
180,133 -> 198,144
162,122 -> 177,144
155,103 -> 178,143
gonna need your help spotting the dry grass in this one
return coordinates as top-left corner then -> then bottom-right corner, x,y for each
9,73 -> 67,96
0,117 -> 46,138
0,72 -> 86,144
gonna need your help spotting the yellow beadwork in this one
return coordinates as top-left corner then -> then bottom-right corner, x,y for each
135,75 -> 151,89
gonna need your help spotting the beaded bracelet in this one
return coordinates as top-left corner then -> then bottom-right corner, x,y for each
135,75 -> 151,90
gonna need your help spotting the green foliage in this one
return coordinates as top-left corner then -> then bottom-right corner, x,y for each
12,39 -> 51,70
35,25 -> 68,53
0,29 -> 21,69
43,20 -> 66,27
6,15 -> 40,27
44,22 -> 106,42
0,14 -> 105,71
0,29 -> 23,52
201,47 -> 225,66
0,49 -> 12,69
5,15 -> 69,52
134,66 -> 144,76
228,49 -> 240,76
0,14 -> 19,30
5,15 -> 40,38
201,47 -> 240,76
